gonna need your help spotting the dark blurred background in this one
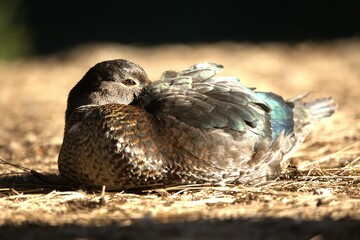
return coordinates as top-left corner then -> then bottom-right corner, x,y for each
0,0 -> 359,60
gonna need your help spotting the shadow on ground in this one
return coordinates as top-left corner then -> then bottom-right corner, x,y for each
0,172 -> 72,193
1,217 -> 359,240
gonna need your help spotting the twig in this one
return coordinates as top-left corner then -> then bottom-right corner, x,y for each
0,157 -> 33,172
0,157 -> 70,188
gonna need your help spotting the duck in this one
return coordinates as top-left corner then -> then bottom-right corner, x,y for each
58,59 -> 336,190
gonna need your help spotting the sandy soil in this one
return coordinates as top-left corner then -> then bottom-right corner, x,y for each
0,39 -> 359,239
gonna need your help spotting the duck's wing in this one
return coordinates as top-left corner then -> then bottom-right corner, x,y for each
138,62 -> 273,138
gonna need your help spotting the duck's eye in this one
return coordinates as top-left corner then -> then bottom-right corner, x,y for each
123,79 -> 137,86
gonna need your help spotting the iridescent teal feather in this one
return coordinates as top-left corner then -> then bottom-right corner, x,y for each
255,92 -> 294,141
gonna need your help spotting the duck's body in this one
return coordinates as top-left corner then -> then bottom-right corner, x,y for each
58,59 -> 336,190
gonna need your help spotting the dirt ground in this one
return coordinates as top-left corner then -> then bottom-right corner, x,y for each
0,39 -> 359,240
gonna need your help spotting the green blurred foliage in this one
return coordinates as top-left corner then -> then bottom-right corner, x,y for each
0,0 -> 32,60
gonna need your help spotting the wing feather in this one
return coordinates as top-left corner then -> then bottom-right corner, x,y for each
138,63 -> 272,138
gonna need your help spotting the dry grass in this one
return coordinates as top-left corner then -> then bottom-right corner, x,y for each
0,39 -> 359,239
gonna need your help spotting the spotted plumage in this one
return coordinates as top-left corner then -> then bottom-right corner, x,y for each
58,59 -> 336,190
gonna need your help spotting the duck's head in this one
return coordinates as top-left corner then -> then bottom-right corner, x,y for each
65,59 -> 151,122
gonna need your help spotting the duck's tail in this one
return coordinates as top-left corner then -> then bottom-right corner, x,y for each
278,96 -> 337,168
226,94 -> 337,186
302,97 -> 337,120
291,96 -> 337,134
